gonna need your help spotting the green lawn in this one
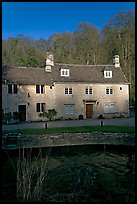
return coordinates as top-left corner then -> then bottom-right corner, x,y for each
2,125 -> 135,135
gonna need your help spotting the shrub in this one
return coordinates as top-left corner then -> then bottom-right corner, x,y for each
97,114 -> 105,119
3,112 -> 12,124
13,111 -> 19,121
39,109 -> 57,121
118,113 -> 125,118
78,114 -> 84,120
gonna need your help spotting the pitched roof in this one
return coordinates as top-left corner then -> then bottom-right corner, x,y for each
2,63 -> 129,85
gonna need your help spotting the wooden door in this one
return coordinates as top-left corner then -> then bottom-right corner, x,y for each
86,104 -> 93,118
18,105 -> 26,122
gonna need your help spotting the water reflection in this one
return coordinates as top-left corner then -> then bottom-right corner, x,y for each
2,144 -> 135,202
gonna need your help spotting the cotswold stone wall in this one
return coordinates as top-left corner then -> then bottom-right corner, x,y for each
15,132 -> 135,149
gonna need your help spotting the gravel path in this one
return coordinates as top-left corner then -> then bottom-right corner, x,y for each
2,117 -> 135,131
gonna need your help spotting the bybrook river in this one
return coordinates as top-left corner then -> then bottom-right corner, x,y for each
2,144 -> 135,202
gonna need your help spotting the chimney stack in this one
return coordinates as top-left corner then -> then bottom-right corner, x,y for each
113,55 -> 120,67
45,52 -> 54,72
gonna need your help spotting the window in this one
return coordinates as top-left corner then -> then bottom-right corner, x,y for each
85,87 -> 92,94
64,105 -> 74,114
61,69 -> 69,76
120,87 -> 122,90
36,85 -> 40,93
104,71 -> 112,78
104,103 -> 116,113
8,84 -> 18,94
36,103 -> 45,112
8,84 -> 12,94
69,88 -> 72,94
14,84 -> 18,94
36,103 -> 40,112
41,103 -> 45,112
65,88 -> 68,94
106,87 -> 113,94
65,87 -> 72,94
36,85 -> 45,94
89,87 -> 92,94
41,85 -> 45,94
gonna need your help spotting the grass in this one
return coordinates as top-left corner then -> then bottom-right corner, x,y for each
2,125 -> 135,135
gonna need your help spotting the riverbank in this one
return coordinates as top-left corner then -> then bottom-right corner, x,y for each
2,132 -> 135,150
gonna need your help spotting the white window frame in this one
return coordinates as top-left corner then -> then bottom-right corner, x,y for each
104,71 -> 112,78
106,87 -> 113,94
85,86 -> 92,94
36,85 -> 45,94
61,69 -> 70,77
65,87 -> 73,95
36,103 -> 46,112
7,84 -> 18,94
104,102 -> 116,113
64,105 -> 74,115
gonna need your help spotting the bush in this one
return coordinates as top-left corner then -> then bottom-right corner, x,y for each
39,109 -> 57,121
97,114 -> 105,119
13,111 -> 19,121
2,112 -> 12,124
78,114 -> 84,120
118,114 -> 125,118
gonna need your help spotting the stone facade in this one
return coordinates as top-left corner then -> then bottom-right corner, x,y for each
2,84 -> 54,122
2,82 -> 129,122
54,83 -> 129,119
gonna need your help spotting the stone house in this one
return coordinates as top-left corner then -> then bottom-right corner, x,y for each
2,53 -> 130,122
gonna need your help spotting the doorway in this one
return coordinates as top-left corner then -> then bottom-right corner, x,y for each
86,104 -> 93,118
18,105 -> 26,122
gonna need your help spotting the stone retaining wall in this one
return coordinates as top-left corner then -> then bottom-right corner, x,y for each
15,132 -> 135,149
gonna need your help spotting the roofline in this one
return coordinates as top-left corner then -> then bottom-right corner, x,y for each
55,63 -> 114,67
9,64 -> 115,69
53,81 -> 130,85
2,81 -> 130,85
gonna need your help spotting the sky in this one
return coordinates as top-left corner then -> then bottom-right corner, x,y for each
2,2 -> 135,40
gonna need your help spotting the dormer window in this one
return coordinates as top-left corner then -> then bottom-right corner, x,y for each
61,69 -> 69,77
104,71 -> 112,78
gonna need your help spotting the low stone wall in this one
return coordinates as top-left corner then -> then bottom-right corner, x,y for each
14,132 -> 135,149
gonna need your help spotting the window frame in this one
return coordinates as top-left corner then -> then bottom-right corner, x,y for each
41,103 -> 45,112
85,86 -> 92,94
13,84 -> 18,94
36,103 -> 46,112
36,85 -> 45,94
106,87 -> 113,95
8,84 -> 12,94
104,71 -> 112,78
64,104 -> 74,115
65,87 -> 68,94
41,85 -> 45,94
69,87 -> 72,94
61,69 -> 70,77
36,103 -> 41,112
65,87 -> 73,95
104,102 -> 116,113
8,84 -> 18,94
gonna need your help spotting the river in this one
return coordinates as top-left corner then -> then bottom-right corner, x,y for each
2,144 -> 135,202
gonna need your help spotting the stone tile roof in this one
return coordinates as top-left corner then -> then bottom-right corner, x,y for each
2,63 -> 129,85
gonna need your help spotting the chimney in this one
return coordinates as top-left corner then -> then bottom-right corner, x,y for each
45,52 -> 54,72
113,55 -> 120,67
